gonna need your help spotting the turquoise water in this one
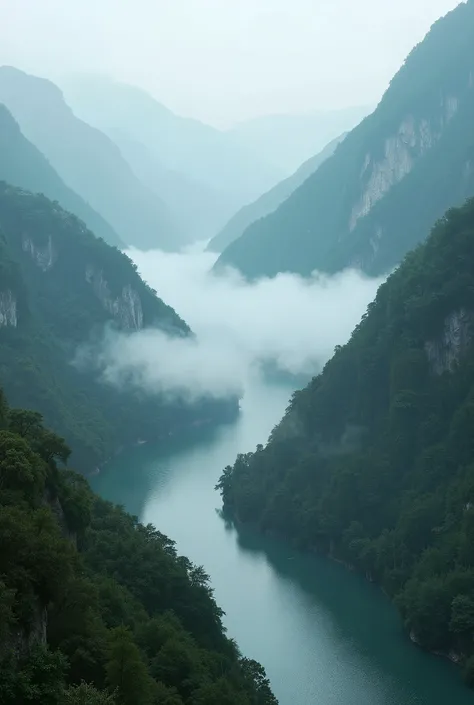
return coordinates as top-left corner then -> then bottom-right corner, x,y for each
92,379 -> 474,705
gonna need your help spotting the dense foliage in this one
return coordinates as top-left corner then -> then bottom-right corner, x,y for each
216,0 -> 474,279
218,197 -> 474,682
0,183 -> 235,470
0,393 -> 277,704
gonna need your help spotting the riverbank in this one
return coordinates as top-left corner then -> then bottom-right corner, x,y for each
226,507 -> 468,681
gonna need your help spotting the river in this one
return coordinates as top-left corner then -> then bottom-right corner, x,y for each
92,377 -> 474,705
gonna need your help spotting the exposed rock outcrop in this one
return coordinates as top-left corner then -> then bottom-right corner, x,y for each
22,234 -> 56,271
425,308 -> 473,374
350,96 -> 459,232
85,265 -> 143,330
0,290 -> 17,327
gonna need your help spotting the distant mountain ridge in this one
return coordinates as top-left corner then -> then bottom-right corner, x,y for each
216,1 -> 474,279
0,103 -> 123,248
227,106 -> 369,174
207,133 -> 346,253
62,75 -> 284,238
0,66 -> 184,251
109,129 -> 239,243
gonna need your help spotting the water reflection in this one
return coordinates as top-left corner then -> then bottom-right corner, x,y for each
94,381 -> 474,705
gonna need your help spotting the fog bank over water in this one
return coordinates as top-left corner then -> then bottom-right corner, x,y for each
88,245 -> 385,401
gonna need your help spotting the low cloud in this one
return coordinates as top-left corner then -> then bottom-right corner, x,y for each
90,245 -> 385,401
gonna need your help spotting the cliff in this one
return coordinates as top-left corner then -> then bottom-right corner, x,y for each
0,182 -> 235,470
217,196 -> 474,684
216,1 -> 474,279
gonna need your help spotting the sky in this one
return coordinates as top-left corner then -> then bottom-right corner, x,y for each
0,0 -> 462,126
82,246 -> 385,402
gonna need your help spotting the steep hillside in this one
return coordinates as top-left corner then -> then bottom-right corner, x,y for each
110,130 -> 238,242
0,182 -> 235,470
62,75 -> 282,205
216,1 -> 474,279
207,134 -> 346,253
0,104 -> 122,248
0,395 -> 277,705
218,196 -> 474,683
228,107 -> 368,174
0,67 -> 183,251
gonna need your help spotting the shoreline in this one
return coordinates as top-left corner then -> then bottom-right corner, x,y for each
226,508 -> 465,674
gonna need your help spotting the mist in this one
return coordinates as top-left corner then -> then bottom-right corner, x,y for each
89,246 -> 385,402
0,0 -> 460,125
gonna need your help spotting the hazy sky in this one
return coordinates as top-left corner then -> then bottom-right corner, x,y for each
0,0 -> 461,126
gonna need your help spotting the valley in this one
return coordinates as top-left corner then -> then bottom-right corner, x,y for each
1,2 -> 474,703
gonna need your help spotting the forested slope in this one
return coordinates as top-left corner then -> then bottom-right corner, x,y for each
218,196 -> 474,683
216,1 -> 474,279
0,183 -> 235,471
0,393 -> 277,704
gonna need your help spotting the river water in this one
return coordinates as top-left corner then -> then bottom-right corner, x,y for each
92,378 -> 474,705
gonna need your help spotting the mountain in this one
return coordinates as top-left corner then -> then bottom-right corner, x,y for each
216,1 -> 474,280
0,182 -> 235,470
109,130 -> 239,242
227,106 -> 369,174
62,75 -> 283,208
207,134 -> 346,253
0,67 -> 183,251
0,393 -> 277,705
217,196 -> 474,684
0,103 -> 123,248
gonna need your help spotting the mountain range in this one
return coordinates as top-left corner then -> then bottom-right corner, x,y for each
0,66 -> 184,251
227,106 -> 369,174
207,133 -> 346,253
62,75 -> 285,241
0,103 -> 123,248
216,1 -> 474,280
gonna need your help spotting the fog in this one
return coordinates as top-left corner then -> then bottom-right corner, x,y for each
90,247 -> 385,401
0,0 -> 461,125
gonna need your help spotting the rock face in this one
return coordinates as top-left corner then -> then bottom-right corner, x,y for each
0,183 -> 203,471
425,309 -> 473,375
22,235 -> 56,272
0,290 -> 17,327
86,265 -> 144,330
350,95 -> 460,232
215,1 -> 474,280
1,603 -> 48,662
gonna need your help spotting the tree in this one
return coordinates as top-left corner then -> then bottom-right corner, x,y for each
240,658 -> 279,705
450,594 -> 474,634
8,408 -> 43,440
63,682 -> 117,705
105,627 -> 152,705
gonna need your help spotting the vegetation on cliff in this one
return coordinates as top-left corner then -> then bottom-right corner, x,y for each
0,183 -> 234,471
218,196 -> 474,683
216,1 -> 474,280
0,392 -> 277,704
